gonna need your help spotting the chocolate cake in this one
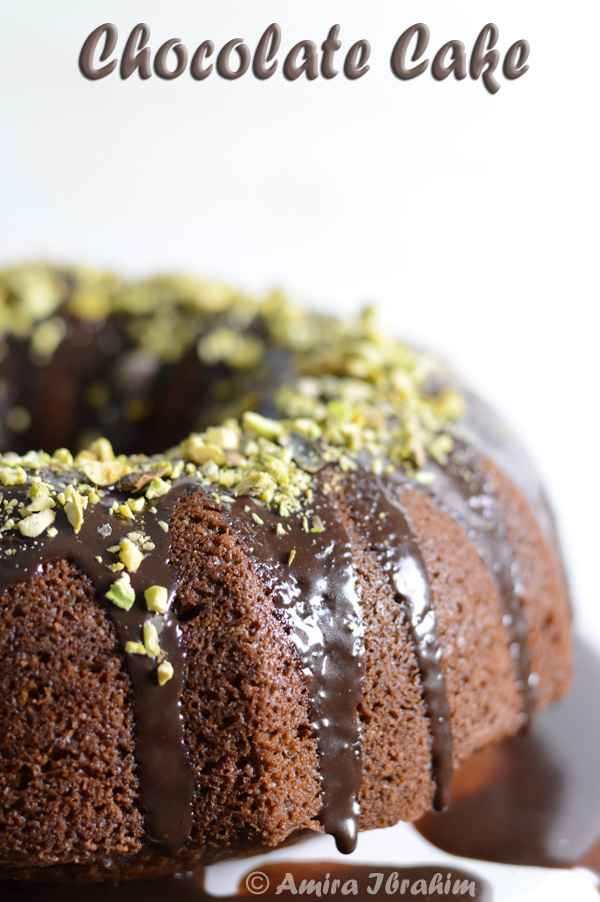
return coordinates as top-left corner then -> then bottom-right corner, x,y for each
0,264 -> 572,883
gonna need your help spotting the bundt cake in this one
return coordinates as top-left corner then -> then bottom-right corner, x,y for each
0,264 -> 572,883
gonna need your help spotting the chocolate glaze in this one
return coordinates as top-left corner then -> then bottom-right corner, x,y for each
0,478 -> 196,856
343,468 -> 453,811
0,424 -> 535,856
0,316 -> 294,458
0,473 -> 366,857
461,388 -> 556,544
417,637 -> 600,884
0,861 -> 490,901
417,443 -> 534,723
218,486 -> 364,854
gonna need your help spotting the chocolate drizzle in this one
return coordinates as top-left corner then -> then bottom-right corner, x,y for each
0,478 -> 196,856
416,638 -> 600,886
0,424 -> 548,860
217,486 -> 364,854
0,471 -> 367,857
419,443 -> 534,723
461,389 -> 557,544
0,267 -> 576,892
343,469 -> 453,811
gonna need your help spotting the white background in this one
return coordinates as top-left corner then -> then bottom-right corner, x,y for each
0,2 -> 599,899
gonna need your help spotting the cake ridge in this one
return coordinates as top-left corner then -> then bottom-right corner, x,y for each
216,478 -> 365,854
0,475 -> 198,856
342,468 -> 453,811
402,443 -> 534,723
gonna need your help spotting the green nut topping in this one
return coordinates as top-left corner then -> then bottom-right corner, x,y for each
143,621 -> 161,658
145,477 -> 171,501
145,585 -> 169,614
242,411 -> 285,441
0,466 -> 27,486
157,661 -> 174,685
105,573 -> 136,611
0,267 -> 471,603
18,508 -> 56,538
119,537 -> 144,573
64,486 -> 85,534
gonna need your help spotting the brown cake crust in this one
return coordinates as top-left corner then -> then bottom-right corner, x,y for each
0,455 -> 572,882
0,266 -> 573,882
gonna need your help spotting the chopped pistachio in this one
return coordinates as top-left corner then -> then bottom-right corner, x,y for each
170,460 -> 184,479
290,418 -> 322,439
82,459 -> 126,487
158,520 -> 169,532
157,660 -> 174,685
28,481 -> 52,500
180,434 -> 207,465
145,585 -> 169,614
204,425 -> 239,450
18,508 -> 56,538
53,448 -> 73,466
145,477 -> 171,500
105,573 -> 135,610
275,522 -> 286,537
310,515 -> 325,533
201,459 -> 219,480
251,511 -> 264,526
27,496 -> 56,513
429,433 -> 454,464
143,621 -> 161,658
243,411 -> 284,440
433,387 -> 465,420
117,503 -> 135,520
327,400 -> 356,424
119,537 -> 144,573
87,437 -> 115,462
0,466 -> 27,486
288,548 -> 296,565
64,486 -> 84,533
125,641 -> 147,656
181,436 -> 226,466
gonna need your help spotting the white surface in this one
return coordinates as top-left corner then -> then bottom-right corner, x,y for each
0,2 -> 599,898
204,825 -> 600,902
